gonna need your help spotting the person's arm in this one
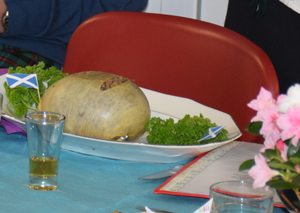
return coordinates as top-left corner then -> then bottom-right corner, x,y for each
0,0 -> 7,33
98,0 -> 148,13
2,0 -> 147,42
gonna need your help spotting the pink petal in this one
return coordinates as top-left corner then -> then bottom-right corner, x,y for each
276,140 -> 285,151
281,144 -> 288,162
248,154 -> 279,188
277,105 -> 300,146
260,132 -> 281,152
248,87 -> 275,112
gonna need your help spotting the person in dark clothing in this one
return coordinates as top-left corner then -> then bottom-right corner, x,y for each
225,0 -> 300,93
0,0 -> 148,69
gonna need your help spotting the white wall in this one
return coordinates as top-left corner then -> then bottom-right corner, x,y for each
200,0 -> 229,26
144,0 -> 229,26
144,0 -> 198,19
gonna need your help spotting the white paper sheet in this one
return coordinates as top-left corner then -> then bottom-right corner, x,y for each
158,141 -> 282,205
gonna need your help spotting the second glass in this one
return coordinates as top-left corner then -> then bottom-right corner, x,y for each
210,180 -> 275,213
25,111 -> 65,191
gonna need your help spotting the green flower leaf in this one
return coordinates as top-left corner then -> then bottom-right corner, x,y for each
263,149 -> 278,160
268,161 -> 295,170
244,121 -> 262,135
289,144 -> 300,164
294,201 -> 300,208
287,138 -> 300,157
290,156 -> 300,165
291,175 -> 300,184
239,159 -> 255,171
267,179 -> 300,190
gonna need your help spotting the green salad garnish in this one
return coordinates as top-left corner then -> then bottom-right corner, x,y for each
4,62 -> 68,117
145,114 -> 228,145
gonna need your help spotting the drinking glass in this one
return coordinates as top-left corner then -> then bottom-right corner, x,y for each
25,111 -> 65,191
210,180 -> 274,213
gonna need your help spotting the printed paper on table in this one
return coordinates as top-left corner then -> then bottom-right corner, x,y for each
154,141 -> 284,208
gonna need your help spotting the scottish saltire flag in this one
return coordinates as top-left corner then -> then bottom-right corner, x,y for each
6,74 -> 38,89
198,125 -> 225,142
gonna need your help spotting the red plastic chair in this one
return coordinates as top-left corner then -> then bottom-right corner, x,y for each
63,11 -> 279,143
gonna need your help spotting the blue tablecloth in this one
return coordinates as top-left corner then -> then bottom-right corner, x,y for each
0,127 -> 288,213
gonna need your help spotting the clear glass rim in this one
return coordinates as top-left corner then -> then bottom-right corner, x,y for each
210,180 -> 275,201
25,111 -> 66,124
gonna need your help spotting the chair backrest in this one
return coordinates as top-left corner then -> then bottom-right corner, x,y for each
63,11 -> 279,143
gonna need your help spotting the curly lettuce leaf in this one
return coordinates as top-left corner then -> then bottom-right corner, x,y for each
4,62 -> 68,117
145,114 -> 229,145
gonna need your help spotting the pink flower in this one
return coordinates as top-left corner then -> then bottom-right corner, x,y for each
248,87 -> 276,122
249,154 -> 279,188
280,143 -> 288,162
277,105 -> 300,147
248,88 -> 275,111
295,165 -> 300,173
259,105 -> 280,137
256,105 -> 281,152
260,132 -> 281,152
276,140 -> 285,151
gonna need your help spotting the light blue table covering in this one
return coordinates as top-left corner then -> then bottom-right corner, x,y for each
0,127 -> 288,213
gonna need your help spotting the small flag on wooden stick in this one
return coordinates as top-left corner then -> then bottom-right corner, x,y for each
198,125 -> 225,142
6,73 -> 40,101
6,73 -> 38,89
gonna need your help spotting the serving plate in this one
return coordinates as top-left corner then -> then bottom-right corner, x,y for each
0,74 -> 242,163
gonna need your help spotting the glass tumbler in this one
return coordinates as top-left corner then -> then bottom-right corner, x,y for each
25,111 -> 65,191
210,180 -> 274,213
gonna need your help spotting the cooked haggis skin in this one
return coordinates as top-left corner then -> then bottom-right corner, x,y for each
38,71 -> 151,141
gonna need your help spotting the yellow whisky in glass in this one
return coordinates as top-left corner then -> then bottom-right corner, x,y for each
29,156 -> 58,178
29,156 -> 59,190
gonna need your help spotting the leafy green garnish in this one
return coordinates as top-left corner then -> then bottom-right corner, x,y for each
145,114 -> 229,145
4,62 -> 68,117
